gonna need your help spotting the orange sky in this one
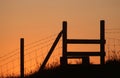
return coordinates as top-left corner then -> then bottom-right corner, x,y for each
0,0 -> 120,76
0,0 -> 120,56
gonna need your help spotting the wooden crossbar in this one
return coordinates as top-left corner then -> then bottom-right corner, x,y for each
67,39 -> 101,44
67,52 -> 105,57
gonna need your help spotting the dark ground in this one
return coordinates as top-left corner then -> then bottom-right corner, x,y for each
5,60 -> 120,78
25,61 -> 120,78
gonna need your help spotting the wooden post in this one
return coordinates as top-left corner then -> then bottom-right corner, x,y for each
20,38 -> 24,78
100,20 -> 105,65
82,56 -> 90,65
61,21 -> 67,66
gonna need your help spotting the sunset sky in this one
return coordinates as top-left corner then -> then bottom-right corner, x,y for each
0,0 -> 120,56
0,0 -> 120,75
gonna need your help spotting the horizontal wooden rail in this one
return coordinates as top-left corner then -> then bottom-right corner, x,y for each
67,52 -> 105,57
67,39 -> 101,44
67,56 -> 88,59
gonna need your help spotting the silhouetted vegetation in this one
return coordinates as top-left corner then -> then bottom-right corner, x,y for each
18,59 -> 119,78
1,59 -> 120,78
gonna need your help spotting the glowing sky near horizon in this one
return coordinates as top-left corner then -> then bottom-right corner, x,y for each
0,0 -> 120,55
0,0 -> 120,75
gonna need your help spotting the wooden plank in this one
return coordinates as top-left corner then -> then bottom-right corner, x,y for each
67,52 -> 105,56
100,20 -> 105,65
20,38 -> 24,78
63,21 -> 67,57
67,39 -> 101,44
67,56 -> 85,58
61,21 -> 67,66
39,31 -> 62,71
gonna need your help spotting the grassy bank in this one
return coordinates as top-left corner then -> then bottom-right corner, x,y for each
24,60 -> 120,78
2,59 -> 120,78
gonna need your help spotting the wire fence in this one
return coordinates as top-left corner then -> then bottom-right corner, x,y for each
0,32 -> 62,77
0,28 -> 120,77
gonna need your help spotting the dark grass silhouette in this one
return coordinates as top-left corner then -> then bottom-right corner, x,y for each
23,59 -> 120,78
2,59 -> 120,78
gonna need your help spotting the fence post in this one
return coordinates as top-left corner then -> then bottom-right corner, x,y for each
61,21 -> 67,66
100,20 -> 105,65
20,38 -> 24,78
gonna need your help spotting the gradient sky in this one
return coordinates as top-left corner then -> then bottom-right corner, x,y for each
0,0 -> 120,63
